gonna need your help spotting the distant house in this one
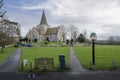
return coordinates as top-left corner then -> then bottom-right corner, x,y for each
26,10 -> 64,42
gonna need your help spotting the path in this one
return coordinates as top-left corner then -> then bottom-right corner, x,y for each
69,46 -> 87,72
0,49 -> 21,72
0,72 -> 120,80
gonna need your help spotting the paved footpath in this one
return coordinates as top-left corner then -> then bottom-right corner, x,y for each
0,72 -> 120,80
0,48 -> 21,72
69,46 -> 88,73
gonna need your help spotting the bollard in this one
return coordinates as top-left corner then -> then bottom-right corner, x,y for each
112,60 -> 116,69
32,73 -> 35,79
89,62 -> 93,70
21,61 -> 24,70
28,73 -> 35,79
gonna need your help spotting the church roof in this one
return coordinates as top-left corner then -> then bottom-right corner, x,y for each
45,28 -> 58,35
40,10 -> 48,25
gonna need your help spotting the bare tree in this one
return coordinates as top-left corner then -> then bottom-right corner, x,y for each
2,19 -> 21,44
70,25 -> 78,44
0,32 -> 7,53
83,29 -> 87,46
59,25 -> 67,42
108,36 -> 120,45
0,0 -> 7,53
0,0 -> 21,53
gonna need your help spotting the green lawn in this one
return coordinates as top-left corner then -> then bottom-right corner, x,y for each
74,45 -> 120,70
0,46 -> 16,63
20,47 -> 69,71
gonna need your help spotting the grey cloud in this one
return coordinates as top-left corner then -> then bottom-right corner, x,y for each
8,0 -> 120,39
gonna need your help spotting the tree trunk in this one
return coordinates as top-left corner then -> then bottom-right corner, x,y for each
1,46 -> 4,53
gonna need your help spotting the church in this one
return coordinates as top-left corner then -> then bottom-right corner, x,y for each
26,10 -> 64,42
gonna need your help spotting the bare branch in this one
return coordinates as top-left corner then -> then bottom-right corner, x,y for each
0,0 -> 3,4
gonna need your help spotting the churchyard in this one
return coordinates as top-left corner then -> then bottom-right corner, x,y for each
1,43 -> 120,72
17,42 -> 120,72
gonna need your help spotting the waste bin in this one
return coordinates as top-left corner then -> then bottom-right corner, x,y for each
59,54 -> 66,69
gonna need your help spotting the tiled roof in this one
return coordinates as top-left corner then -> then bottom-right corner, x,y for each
45,27 -> 58,35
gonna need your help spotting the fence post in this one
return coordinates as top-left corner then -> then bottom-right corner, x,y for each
112,60 -> 116,69
21,61 -> 24,70
30,62 -> 33,72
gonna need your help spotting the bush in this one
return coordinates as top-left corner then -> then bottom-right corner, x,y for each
14,44 -> 19,47
44,41 -> 49,44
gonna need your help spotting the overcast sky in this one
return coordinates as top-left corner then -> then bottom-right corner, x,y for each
3,0 -> 120,40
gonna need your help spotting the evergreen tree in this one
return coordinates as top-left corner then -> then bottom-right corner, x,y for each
77,33 -> 85,43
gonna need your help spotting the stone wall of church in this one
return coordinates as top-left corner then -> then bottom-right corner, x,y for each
45,35 -> 57,42
40,24 -> 49,34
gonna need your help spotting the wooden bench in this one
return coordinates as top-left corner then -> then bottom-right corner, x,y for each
35,58 -> 54,70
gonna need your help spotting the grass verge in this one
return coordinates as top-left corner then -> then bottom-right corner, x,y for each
0,46 -> 16,64
74,45 -> 120,70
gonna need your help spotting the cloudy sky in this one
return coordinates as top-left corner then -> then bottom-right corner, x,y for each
2,0 -> 120,40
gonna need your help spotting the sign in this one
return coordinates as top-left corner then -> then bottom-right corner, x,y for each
90,32 -> 97,65
23,59 -> 27,66
90,32 -> 97,41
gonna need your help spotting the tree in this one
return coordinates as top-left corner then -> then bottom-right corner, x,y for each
46,37 -> 49,42
77,33 -> 85,43
108,36 -> 120,45
108,36 -> 114,44
15,23 -> 21,43
0,0 -> 20,53
0,32 -> 7,53
69,25 -> 78,44
0,0 -> 6,53
2,19 -> 20,44
83,29 -> 88,45
60,25 -> 66,42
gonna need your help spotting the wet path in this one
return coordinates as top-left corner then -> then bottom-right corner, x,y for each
0,49 -> 21,72
69,46 -> 87,72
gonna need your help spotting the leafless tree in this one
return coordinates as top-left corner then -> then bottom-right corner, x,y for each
0,0 -> 20,53
83,29 -> 87,46
70,25 -> 78,44
2,19 -> 21,44
59,25 -> 67,42
0,0 -> 6,53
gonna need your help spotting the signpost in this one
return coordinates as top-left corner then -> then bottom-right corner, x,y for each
90,32 -> 97,65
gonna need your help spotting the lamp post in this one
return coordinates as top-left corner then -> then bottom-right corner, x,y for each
90,32 -> 97,65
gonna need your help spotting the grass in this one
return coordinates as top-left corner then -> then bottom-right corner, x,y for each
20,47 -> 69,71
74,45 -> 120,70
32,42 -> 67,47
0,46 -> 16,63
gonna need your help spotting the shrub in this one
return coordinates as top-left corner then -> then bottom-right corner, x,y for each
44,41 -> 49,44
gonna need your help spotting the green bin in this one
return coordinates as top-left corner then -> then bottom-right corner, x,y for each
59,55 -> 66,69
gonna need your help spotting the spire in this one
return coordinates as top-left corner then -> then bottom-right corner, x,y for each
40,10 -> 48,25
